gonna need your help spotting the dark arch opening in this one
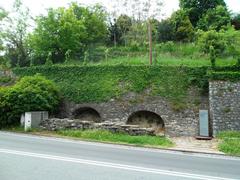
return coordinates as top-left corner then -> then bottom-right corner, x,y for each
127,111 -> 165,135
73,107 -> 101,122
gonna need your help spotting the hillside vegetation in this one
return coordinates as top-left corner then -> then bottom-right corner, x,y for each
14,65 -> 208,104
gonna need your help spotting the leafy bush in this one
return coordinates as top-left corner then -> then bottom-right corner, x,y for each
224,29 -> 240,60
197,30 -> 226,56
0,74 -> 60,128
197,29 -> 240,66
157,41 -> 176,54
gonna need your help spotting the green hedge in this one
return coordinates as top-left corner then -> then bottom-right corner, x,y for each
208,71 -> 240,81
14,65 -> 209,104
210,66 -> 240,72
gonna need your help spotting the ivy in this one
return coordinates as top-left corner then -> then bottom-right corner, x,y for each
208,71 -> 240,81
14,65 -> 210,104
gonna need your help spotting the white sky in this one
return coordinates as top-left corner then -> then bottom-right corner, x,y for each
0,0 -> 240,18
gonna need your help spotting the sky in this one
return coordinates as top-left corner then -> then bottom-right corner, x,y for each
0,0 -> 240,18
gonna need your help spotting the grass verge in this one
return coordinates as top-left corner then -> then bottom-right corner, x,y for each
56,130 -> 174,148
217,131 -> 240,156
3,127 -> 174,148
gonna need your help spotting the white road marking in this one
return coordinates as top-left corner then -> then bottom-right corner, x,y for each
0,148 -> 237,180
1,131 -> 239,161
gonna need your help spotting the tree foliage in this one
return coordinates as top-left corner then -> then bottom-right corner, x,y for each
197,30 -> 226,56
116,14 -> 132,45
28,3 -> 107,64
0,0 -> 30,67
0,7 -> 7,52
231,14 -> 240,30
180,0 -> 226,27
157,19 -> 175,42
171,10 -> 194,42
197,5 -> 231,31
0,7 -> 7,20
197,28 -> 240,63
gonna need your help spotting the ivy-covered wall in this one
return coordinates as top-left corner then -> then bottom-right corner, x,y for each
13,65 -> 240,136
14,65 -> 208,105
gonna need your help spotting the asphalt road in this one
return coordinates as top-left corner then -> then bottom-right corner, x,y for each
0,132 -> 240,180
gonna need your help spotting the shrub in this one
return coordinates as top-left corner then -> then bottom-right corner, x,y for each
0,74 -> 60,128
197,30 -> 226,56
157,41 -> 176,54
224,29 -> 240,61
198,29 -> 240,65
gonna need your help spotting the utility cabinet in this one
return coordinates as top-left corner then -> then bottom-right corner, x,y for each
21,112 -> 48,131
199,110 -> 210,137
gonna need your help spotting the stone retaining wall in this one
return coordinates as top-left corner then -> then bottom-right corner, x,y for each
53,91 -> 207,137
209,81 -> 240,136
40,118 -> 155,136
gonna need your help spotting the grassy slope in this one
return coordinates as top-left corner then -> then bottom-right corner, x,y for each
68,43 -> 237,67
217,131 -> 240,156
67,54 -> 237,67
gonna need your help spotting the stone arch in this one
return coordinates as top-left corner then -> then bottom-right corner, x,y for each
72,107 -> 101,122
127,110 -> 165,135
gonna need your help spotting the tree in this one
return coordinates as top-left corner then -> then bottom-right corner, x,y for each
29,3 -> 107,64
29,7 -> 85,64
116,0 -> 164,65
157,19 -> 175,42
141,0 -> 163,65
0,0 -> 31,67
180,0 -> 227,27
231,14 -> 240,30
116,14 -> 132,46
0,7 -> 7,52
111,0 -> 164,64
125,21 -> 148,47
0,7 -> 8,69
72,3 -> 108,44
171,10 -> 194,42
107,18 -> 121,46
197,5 -> 231,31
0,7 -> 6,19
